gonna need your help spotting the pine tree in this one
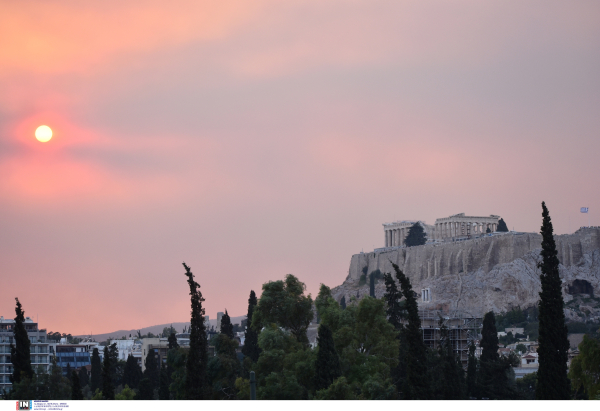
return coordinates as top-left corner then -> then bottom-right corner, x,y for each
242,290 -> 260,363
123,354 -> 142,389
496,218 -> 509,232
102,346 -> 115,400
340,296 -> 346,310
392,263 -> 429,399
168,333 -> 179,350
183,262 -> 208,400
220,310 -> 234,340
90,348 -> 101,393
314,324 -> 341,391
9,298 -> 34,385
144,348 -> 159,390
403,222 -> 427,247
159,362 -> 170,400
78,365 -> 89,388
466,341 -> 478,398
71,370 -> 83,400
536,202 -> 570,399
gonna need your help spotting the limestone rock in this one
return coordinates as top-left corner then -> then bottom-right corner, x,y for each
333,227 -> 600,319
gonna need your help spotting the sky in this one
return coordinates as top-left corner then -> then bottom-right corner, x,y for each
1,1 -> 599,335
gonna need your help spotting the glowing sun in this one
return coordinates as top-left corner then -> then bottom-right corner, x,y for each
35,125 -> 53,142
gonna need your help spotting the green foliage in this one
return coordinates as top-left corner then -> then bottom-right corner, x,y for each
168,332 -> 179,350
340,296 -> 346,310
92,389 -> 103,400
144,349 -> 159,390
466,341 -> 478,398
242,290 -> 260,363
496,218 -> 509,232
101,346 -> 115,400
115,384 -> 136,400
392,263 -> 429,399
71,370 -> 83,400
403,222 -> 427,247
137,378 -> 154,400
159,362 -> 170,400
252,274 -> 314,345
568,335 -> 600,399
10,298 -> 33,385
536,202 -> 570,400
90,348 -> 101,393
220,310 -> 234,340
314,324 -> 341,391
78,366 -> 89,389
516,344 -> 527,354
166,347 -> 188,400
183,262 -> 209,400
369,272 -> 375,297
515,372 -> 537,400
315,376 -> 357,399
234,377 -> 250,400
123,354 -> 141,390
478,311 -> 515,400
207,334 -> 240,399
7,358 -> 70,400
358,274 -> 367,287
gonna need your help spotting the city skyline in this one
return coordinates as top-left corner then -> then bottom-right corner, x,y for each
1,1 -> 599,334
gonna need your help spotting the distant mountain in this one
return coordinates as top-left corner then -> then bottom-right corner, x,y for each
75,315 -> 246,341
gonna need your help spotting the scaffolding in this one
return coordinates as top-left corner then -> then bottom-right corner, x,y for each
416,308 -> 483,367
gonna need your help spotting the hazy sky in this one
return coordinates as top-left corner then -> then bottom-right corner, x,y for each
1,1 -> 599,335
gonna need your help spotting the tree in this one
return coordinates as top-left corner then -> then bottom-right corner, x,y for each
314,324 -> 341,391
137,378 -> 154,400
168,332 -> 179,350
403,222 -> 427,247
123,354 -> 142,390
383,271 -> 406,393
436,322 -> 465,399
478,311 -> 514,399
71,370 -> 83,400
90,348 -> 102,393
78,366 -> 89,389
466,341 -> 478,398
115,385 -> 136,400
242,290 -> 260,363
102,346 -> 115,400
10,298 -> 34,385
66,363 -> 72,382
369,273 -> 375,297
340,296 -> 346,310
496,218 -> 509,232
220,310 -> 234,340
536,202 -> 570,400
144,347 -> 159,390
183,262 -> 209,400
392,263 -> 429,399
252,274 -> 314,345
568,334 -> 600,399
159,362 -> 170,400
107,343 -> 120,387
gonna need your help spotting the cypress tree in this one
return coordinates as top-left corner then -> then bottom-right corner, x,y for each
123,354 -> 141,389
71,370 -> 83,400
90,348 -> 101,393
438,323 -> 465,399
340,296 -> 346,310
78,365 -> 89,388
102,346 -> 115,400
478,311 -> 513,399
383,271 -> 405,393
496,218 -> 509,232
403,223 -> 427,247
138,378 -> 153,400
144,348 -> 159,390
536,202 -> 570,399
159,361 -> 170,400
183,262 -> 208,400
168,333 -> 179,350
466,341 -> 478,398
220,310 -> 234,340
9,298 -> 33,385
242,290 -> 260,363
392,263 -> 429,399
314,324 -> 341,391
66,363 -> 72,381
369,273 -> 375,297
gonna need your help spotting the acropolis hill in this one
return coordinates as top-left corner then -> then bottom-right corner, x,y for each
332,226 -> 600,322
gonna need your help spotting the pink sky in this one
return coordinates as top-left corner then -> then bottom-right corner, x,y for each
1,1 -> 599,335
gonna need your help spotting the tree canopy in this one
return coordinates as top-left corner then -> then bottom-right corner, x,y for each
403,223 -> 427,247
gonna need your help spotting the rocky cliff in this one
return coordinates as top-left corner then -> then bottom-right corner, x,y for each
332,227 -> 600,321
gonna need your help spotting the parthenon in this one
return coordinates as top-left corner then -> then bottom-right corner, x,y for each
383,213 -> 500,247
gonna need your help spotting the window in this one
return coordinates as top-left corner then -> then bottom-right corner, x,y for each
421,288 -> 431,302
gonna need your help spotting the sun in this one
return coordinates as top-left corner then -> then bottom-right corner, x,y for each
35,125 -> 53,142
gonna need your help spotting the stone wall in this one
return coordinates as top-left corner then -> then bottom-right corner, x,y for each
334,227 -> 600,318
